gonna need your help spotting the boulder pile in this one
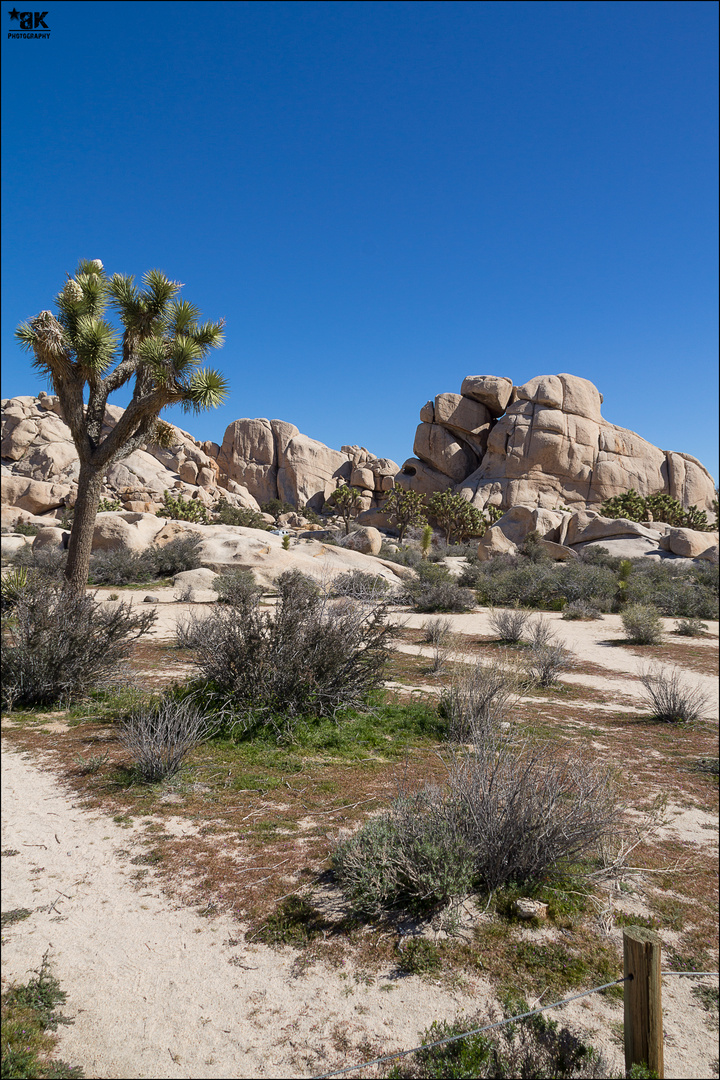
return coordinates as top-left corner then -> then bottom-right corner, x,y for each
2,371 -> 716,531
398,373 -> 716,514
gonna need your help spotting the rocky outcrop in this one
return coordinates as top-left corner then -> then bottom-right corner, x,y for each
1,394 -> 259,517
475,503 -> 719,564
398,373 -> 715,515
215,419 -> 397,512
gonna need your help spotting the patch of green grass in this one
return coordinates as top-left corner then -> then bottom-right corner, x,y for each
692,983 -> 719,1014
250,895 -> 332,948
614,912 -> 660,931
1,908 -> 32,929
1,952 -> 84,1079
397,939 -> 443,975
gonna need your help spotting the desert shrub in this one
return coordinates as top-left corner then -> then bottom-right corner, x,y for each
260,498 -> 295,518
13,520 -> 41,536
447,736 -> 617,894
524,642 -> 573,687
625,560 -> 718,619
211,568 -> 262,608
331,570 -> 390,600
405,562 -> 475,611
333,734 -> 618,914
423,617 -> 454,674
301,505 -> 324,526
2,577 -> 155,709
674,617 -> 708,636
332,789 -> 477,916
621,603 -> 663,644
10,544 -> 68,576
527,614 -> 556,648
156,490 -> 211,524
214,497 -> 270,530
97,497 -> 123,512
147,535 -> 202,577
576,545 -> 622,569
488,606 -> 530,642
639,665 -> 710,723
387,1009 -> 613,1079
87,548 -> 155,586
118,695 -> 214,781
87,536 -> 202,585
439,662 -> 517,740
473,560 -> 616,611
520,530 -> 551,562
179,570 -> 392,727
380,542 -> 422,568
562,600 -> 604,621
410,580 -> 475,613
422,616 -> 452,646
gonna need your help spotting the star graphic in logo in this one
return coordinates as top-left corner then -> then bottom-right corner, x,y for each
9,8 -> 21,19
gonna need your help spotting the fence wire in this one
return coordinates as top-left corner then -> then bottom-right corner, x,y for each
313,976 -> 630,1079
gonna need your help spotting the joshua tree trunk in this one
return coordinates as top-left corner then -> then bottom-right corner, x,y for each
63,462 -> 104,595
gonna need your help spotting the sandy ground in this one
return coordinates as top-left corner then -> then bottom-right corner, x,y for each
2,601 -> 718,1078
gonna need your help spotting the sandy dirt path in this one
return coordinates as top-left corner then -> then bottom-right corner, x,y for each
2,746 -> 501,1080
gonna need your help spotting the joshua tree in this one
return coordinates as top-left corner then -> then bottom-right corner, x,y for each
326,484 -> 363,535
16,260 -> 228,594
382,487 -> 427,542
428,489 -> 490,544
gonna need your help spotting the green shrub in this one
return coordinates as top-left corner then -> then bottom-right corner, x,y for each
177,570 -> 392,727
333,734 -> 617,915
87,536 -> 202,585
387,1008 -> 613,1079
13,520 -> 40,536
147,535 -> 203,577
97,497 -> 123,512
88,549 -> 155,586
156,490 -> 211,524
212,568 -> 262,606
260,498 -> 296,518
332,790 -> 477,916
213,497 -> 270,530
600,489 -> 711,531
625,560 -> 718,619
3,576 -> 155,709
674,617 -> 708,636
621,603 -> 664,644
410,580 -> 475,613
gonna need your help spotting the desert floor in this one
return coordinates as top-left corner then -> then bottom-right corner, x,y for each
2,596 -> 718,1079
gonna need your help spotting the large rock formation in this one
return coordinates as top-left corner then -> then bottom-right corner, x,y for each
2,371 -> 715,527
1,393 -> 260,516
215,418 -> 398,511
398,373 -> 715,514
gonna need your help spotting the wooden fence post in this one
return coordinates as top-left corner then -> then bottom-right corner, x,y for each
623,926 -> 664,1078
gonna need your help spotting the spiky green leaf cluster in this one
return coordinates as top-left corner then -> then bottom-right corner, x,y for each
383,488 -> 428,541
428,490 -> 492,544
16,260 -> 227,410
600,489 -> 711,531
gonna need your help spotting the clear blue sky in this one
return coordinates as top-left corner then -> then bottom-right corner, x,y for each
2,1 -> 718,481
